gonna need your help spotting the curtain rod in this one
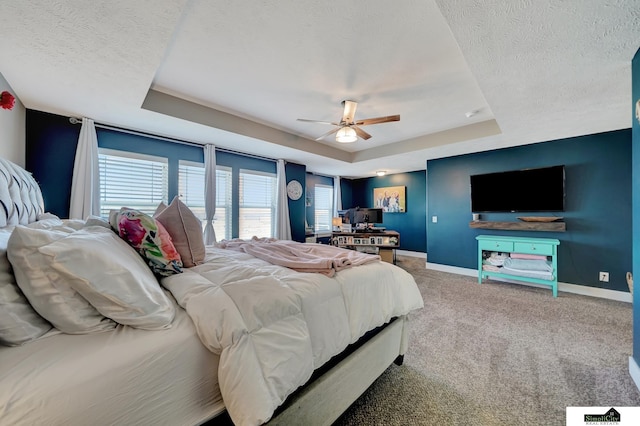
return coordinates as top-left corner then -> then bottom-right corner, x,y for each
68,116 -> 277,163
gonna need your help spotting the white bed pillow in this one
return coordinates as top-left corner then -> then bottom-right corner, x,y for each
38,226 -> 175,330
0,226 -> 52,346
7,220 -> 116,334
84,215 -> 111,229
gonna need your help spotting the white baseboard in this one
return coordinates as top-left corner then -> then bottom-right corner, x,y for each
396,250 -> 426,259
426,262 -> 477,277
557,282 -> 632,303
630,357 -> 640,393
425,262 -> 632,303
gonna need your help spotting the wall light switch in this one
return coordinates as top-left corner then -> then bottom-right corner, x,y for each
432,216 -> 438,223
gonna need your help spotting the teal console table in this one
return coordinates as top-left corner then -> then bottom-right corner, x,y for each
476,235 -> 560,297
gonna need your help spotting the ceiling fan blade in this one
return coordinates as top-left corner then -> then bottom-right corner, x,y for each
315,127 -> 341,141
355,114 -> 400,126
342,100 -> 358,124
353,126 -> 371,140
297,118 -> 340,125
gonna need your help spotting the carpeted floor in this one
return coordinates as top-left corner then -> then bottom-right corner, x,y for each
333,255 -> 640,425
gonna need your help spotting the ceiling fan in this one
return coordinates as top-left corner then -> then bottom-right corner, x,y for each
297,100 -> 400,143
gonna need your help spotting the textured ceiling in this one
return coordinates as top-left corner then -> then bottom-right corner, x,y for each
1,0 -> 638,178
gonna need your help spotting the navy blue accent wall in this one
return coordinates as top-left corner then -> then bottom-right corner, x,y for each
340,178 -> 353,209
26,110 -> 79,217
427,129 -> 632,292
286,162 -> 307,242
631,47 -> 640,363
349,170 -> 427,252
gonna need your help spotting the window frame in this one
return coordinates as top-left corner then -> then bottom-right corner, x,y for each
238,168 -> 277,239
178,160 -> 234,241
314,183 -> 334,235
97,148 -> 168,217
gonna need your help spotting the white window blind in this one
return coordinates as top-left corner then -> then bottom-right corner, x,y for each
213,166 -> 232,241
314,184 -> 333,233
239,169 -> 276,239
178,161 -> 232,240
98,148 -> 168,217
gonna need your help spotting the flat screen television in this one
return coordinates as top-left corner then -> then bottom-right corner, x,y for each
470,165 -> 565,213
351,207 -> 384,225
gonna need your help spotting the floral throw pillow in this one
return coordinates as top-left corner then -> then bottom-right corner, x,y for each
113,208 -> 183,276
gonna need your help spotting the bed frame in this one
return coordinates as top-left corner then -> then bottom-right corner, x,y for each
204,315 -> 409,425
206,316 -> 409,425
268,315 -> 409,425
268,316 -> 408,426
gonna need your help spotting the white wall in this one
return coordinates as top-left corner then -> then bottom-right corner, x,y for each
0,72 -> 25,166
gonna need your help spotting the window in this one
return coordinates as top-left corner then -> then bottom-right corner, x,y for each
239,169 -> 277,239
314,184 -> 334,233
98,148 -> 168,217
214,167 -> 233,240
178,161 -> 232,240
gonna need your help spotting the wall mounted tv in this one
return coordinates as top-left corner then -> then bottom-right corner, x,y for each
470,165 -> 565,213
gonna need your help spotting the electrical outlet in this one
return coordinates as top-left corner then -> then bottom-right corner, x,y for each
432,216 -> 438,223
599,272 -> 609,282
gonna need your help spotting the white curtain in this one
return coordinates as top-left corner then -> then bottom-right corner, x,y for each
275,159 -> 292,240
69,117 -> 100,219
203,144 -> 217,245
333,175 -> 342,216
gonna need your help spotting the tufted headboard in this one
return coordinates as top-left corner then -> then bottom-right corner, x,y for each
0,158 -> 44,227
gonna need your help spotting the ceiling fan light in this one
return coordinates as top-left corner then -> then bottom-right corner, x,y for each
336,127 -> 357,143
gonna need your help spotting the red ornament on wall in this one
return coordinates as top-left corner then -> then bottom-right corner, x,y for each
0,91 -> 15,110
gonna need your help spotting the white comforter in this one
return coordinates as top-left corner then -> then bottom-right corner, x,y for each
161,246 -> 423,426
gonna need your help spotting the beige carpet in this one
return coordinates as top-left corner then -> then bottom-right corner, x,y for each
333,255 -> 640,426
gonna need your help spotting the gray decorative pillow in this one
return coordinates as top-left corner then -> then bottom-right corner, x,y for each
0,226 -> 52,346
155,197 -> 205,267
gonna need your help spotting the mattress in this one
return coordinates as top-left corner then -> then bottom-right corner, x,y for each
0,298 -> 224,426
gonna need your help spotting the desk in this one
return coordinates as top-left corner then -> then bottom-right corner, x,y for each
332,230 -> 400,264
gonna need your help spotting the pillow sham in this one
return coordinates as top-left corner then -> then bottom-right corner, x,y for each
84,215 -> 111,229
0,226 -> 52,346
155,197 -> 205,268
153,201 -> 168,217
39,226 -> 175,330
7,220 -> 115,334
113,207 -> 183,276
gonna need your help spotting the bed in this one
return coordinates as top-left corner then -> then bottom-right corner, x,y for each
0,158 -> 423,426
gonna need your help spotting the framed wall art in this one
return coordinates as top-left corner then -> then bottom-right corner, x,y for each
373,186 -> 406,213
